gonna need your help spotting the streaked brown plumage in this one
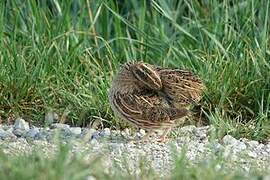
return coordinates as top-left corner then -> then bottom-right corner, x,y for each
156,68 -> 204,109
110,92 -> 188,130
108,62 -> 204,141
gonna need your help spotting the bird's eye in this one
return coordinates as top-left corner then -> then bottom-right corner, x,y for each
134,69 -> 148,81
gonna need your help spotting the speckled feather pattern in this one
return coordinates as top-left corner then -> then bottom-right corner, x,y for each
108,62 -> 204,132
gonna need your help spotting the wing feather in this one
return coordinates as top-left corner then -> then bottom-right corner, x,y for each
110,92 -> 188,128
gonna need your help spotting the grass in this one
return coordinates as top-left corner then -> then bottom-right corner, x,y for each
0,144 -> 268,180
0,0 -> 269,141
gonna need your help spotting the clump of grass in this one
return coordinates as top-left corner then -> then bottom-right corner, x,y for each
0,0 -> 269,140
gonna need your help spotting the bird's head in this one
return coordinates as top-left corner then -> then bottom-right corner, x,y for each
130,62 -> 162,91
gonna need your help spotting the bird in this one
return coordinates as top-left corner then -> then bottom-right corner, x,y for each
108,62 -> 204,142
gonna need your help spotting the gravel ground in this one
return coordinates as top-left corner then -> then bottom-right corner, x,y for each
0,118 -> 270,176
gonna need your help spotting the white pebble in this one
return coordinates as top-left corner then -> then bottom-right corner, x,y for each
247,140 -> 259,148
139,129 -> 146,136
25,127 -> 40,138
70,127 -> 82,135
14,118 -> 30,131
222,135 -> 238,146
103,128 -> 111,136
248,151 -> 257,158
51,123 -> 70,129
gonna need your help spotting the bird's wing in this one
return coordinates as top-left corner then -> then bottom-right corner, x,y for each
111,92 -> 188,128
158,69 -> 204,106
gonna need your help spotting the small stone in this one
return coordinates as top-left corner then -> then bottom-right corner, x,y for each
70,127 -> 82,136
237,142 -> 247,151
14,118 -> 30,131
196,142 -> 205,152
86,176 -> 96,180
81,128 -> 95,136
248,151 -> 257,158
45,111 -> 58,125
139,129 -> 146,136
12,129 -> 25,137
25,127 -> 40,139
256,143 -> 264,150
17,137 -> 28,144
247,140 -> 259,148
265,144 -> 270,153
121,128 -> 130,137
51,123 -> 70,129
115,130 -> 121,135
6,127 -> 14,134
194,128 -> 207,140
124,128 -> 130,135
243,166 -> 250,172
180,125 -> 196,133
61,128 -> 72,137
103,128 -> 111,136
225,147 -> 238,161
212,142 -> 223,153
90,138 -> 98,145
195,126 -> 210,132
1,125 -> 12,131
0,129 -> 9,139
0,130 -> 17,140
222,135 -> 238,146
35,130 -> 47,140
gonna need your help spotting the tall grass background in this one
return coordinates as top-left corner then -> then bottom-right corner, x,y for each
0,0 -> 269,140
